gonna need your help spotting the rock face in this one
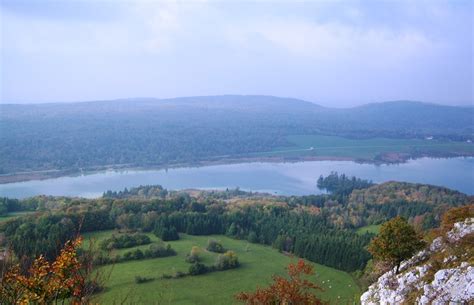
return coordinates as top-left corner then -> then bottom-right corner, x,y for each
361,218 -> 474,305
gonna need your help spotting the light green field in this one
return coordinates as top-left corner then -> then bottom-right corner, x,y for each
257,134 -> 474,160
356,225 -> 381,235
83,231 -> 360,305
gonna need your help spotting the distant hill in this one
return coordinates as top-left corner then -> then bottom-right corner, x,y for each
0,95 -> 472,175
323,101 -> 474,137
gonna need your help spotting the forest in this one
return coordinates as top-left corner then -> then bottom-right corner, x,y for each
1,96 -> 473,176
1,177 -> 470,273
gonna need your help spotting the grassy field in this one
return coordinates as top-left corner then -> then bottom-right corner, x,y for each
258,134 -> 474,160
356,225 -> 381,235
83,230 -> 360,305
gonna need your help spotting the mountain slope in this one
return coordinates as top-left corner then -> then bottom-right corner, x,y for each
0,95 -> 472,175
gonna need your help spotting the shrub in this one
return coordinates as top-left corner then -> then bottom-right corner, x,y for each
185,246 -> 201,263
109,243 -> 176,264
207,239 -> 225,253
135,276 -> 154,284
188,262 -> 209,276
100,233 -> 151,250
215,250 -> 240,270
132,249 -> 144,260
145,243 -> 176,258
173,271 -> 187,279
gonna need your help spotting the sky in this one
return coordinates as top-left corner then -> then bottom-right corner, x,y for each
0,0 -> 472,107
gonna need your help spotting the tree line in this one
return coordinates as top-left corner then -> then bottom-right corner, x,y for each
1,179 -> 469,273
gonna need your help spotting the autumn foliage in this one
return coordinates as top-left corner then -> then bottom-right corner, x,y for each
235,259 -> 326,305
440,204 -> 474,233
0,237 -> 90,305
368,216 -> 425,273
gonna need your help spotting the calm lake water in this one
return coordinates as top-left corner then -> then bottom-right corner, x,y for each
0,157 -> 473,199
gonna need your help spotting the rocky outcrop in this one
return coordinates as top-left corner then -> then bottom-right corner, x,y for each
361,218 -> 474,305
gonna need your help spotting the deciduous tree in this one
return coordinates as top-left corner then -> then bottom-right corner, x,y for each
235,259 -> 326,305
368,216 -> 424,273
0,237 -> 95,304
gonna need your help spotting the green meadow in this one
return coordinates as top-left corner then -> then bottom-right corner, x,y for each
356,225 -> 381,235
83,231 -> 360,305
258,134 -> 473,160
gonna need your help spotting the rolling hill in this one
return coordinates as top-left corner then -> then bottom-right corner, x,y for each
1,95 -> 472,177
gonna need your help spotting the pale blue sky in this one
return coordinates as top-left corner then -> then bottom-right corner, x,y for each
0,0 -> 472,106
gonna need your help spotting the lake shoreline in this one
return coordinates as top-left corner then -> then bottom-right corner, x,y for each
1,152 -> 472,185
1,156 -> 473,198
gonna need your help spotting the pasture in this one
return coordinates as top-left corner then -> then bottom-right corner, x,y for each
83,231 -> 360,304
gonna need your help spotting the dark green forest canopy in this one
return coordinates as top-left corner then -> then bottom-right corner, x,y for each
317,172 -> 374,195
1,180 -> 471,272
1,96 -> 473,174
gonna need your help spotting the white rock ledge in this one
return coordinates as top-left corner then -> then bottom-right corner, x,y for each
361,218 -> 474,305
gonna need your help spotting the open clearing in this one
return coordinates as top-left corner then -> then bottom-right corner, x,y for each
356,225 -> 381,235
261,135 -> 474,160
83,231 -> 360,305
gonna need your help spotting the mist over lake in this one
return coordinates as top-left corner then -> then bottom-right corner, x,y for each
1,157 -> 472,199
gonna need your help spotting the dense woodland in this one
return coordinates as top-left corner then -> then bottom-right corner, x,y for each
317,172 -> 374,196
1,96 -> 473,174
1,177 -> 471,275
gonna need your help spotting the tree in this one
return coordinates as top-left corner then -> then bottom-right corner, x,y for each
235,259 -> 326,305
368,216 -> 425,273
215,250 -> 239,270
154,225 -> 179,241
186,246 -> 201,263
439,205 -> 474,233
0,237 -> 93,304
206,239 -> 225,253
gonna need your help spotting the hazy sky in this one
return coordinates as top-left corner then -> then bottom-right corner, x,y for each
0,0 -> 472,106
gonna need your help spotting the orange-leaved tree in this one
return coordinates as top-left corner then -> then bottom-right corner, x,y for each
235,259 -> 326,305
0,237 -> 92,305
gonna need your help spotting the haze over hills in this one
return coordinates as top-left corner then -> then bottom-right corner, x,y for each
1,1 -> 473,304
0,95 -> 473,178
2,95 -> 472,132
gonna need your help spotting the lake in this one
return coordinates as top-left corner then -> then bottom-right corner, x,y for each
0,157 -> 473,199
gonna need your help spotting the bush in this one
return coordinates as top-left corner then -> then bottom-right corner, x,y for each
215,250 -> 240,270
132,249 -> 144,260
161,271 -> 188,280
135,276 -> 154,284
144,243 -> 176,258
185,246 -> 201,263
121,244 -> 175,262
173,271 -> 187,279
206,239 -> 225,253
154,226 -> 180,241
100,233 -> 151,250
188,262 -> 209,276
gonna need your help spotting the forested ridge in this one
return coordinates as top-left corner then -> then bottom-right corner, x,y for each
1,178 -> 471,274
1,95 -> 472,175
